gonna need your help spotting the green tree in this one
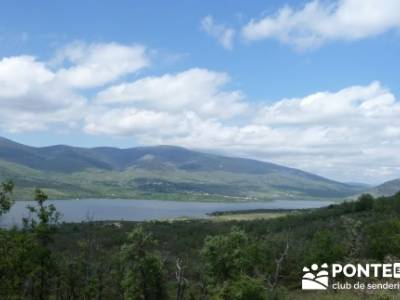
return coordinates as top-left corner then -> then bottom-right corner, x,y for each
0,181 -> 31,299
213,276 -> 267,300
201,227 -> 255,287
0,180 -> 14,216
0,228 -> 34,299
354,194 -> 374,212
367,219 -> 400,260
24,188 -> 60,300
306,229 -> 345,264
120,226 -> 167,300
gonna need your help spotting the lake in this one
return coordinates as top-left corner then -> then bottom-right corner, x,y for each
0,199 -> 333,227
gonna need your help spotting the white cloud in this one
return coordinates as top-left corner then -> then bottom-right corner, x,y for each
84,108 -> 179,136
242,0 -> 400,49
0,56 -> 86,132
0,41 -> 150,132
1,42 -> 400,183
95,68 -> 248,119
201,15 -> 235,49
54,42 -> 149,88
89,81 -> 400,183
253,82 -> 400,159
255,81 -> 399,125
0,56 -> 54,99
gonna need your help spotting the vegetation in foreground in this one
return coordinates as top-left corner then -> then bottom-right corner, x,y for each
1,181 -> 400,299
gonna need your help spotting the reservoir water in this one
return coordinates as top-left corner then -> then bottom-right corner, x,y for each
0,199 -> 332,227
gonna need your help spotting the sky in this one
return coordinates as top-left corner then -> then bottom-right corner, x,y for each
0,0 -> 400,184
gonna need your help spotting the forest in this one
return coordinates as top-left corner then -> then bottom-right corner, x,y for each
1,180 -> 400,299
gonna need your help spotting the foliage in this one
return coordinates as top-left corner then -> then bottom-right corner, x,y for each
0,228 -> 34,298
366,219 -> 400,260
0,180 -> 13,216
23,188 -> 60,300
213,276 -> 267,300
120,226 -> 167,300
354,193 -> 374,212
201,227 -> 255,285
1,183 -> 400,299
306,229 -> 345,264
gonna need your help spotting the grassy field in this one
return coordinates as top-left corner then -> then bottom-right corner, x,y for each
209,209 -> 298,221
211,211 -> 289,221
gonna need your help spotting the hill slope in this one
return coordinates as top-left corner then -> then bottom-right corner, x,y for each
0,137 -> 364,200
368,178 -> 400,197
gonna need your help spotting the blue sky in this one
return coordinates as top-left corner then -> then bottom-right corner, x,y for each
2,0 -> 399,100
0,0 -> 400,183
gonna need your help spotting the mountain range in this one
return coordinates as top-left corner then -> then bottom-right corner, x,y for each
0,136 -> 395,201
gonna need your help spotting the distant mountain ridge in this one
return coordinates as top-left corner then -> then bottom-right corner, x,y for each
0,136 -> 365,200
368,178 -> 400,197
0,137 -> 332,176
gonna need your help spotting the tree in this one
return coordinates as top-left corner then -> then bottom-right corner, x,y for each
0,181 -> 31,299
354,194 -> 374,212
0,180 -> 14,216
24,188 -> 60,300
214,276 -> 267,300
120,226 -> 167,300
0,228 -> 34,299
306,229 -> 345,264
267,240 -> 289,289
175,257 -> 188,300
201,227 -> 254,286
367,219 -> 400,260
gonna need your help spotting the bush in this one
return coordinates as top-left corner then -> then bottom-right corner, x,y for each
366,220 -> 400,260
201,227 -> 254,285
354,194 -> 374,212
213,276 -> 267,300
306,229 -> 345,264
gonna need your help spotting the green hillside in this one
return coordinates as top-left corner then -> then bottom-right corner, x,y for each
0,137 -> 364,200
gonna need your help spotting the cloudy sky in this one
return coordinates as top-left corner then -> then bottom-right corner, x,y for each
1,0 -> 400,184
